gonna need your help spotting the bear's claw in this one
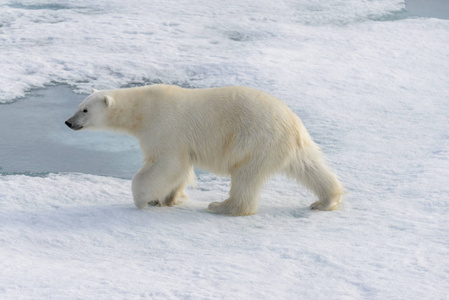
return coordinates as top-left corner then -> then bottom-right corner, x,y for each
310,201 -> 323,210
148,200 -> 161,206
309,201 -> 339,211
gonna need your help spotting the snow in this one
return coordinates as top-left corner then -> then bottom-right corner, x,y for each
1,0 -> 449,299
0,0 -> 406,102
2,173 -> 447,299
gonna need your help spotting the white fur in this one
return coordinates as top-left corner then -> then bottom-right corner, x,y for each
66,85 -> 343,215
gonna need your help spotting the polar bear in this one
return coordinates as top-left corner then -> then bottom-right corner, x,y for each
65,85 -> 343,215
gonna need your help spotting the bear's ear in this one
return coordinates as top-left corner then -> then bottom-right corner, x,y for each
92,88 -> 99,93
104,95 -> 115,108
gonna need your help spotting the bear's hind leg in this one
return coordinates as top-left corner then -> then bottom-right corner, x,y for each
287,148 -> 343,211
207,162 -> 267,216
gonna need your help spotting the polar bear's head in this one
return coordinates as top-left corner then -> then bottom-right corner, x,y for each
65,89 -> 115,131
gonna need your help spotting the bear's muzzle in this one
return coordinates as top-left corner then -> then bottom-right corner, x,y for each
65,120 -> 83,131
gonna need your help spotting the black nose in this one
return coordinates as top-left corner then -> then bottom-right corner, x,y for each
65,120 -> 72,128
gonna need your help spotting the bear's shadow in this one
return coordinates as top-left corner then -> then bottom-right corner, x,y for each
3,201 -> 314,234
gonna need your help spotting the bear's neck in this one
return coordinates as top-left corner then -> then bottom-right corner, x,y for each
106,98 -> 145,136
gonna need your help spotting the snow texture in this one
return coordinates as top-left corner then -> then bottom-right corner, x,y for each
1,0 -> 449,299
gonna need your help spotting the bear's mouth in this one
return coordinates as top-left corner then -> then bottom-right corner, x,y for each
65,120 -> 83,131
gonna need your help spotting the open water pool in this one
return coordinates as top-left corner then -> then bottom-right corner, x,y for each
0,85 -> 142,179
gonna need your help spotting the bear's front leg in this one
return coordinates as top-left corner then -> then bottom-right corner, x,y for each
132,157 -> 191,209
147,178 -> 191,207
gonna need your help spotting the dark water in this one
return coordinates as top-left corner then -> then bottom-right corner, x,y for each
406,0 -> 449,19
0,85 -> 142,179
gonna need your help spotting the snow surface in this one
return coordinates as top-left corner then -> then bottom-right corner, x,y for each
1,0 -> 449,299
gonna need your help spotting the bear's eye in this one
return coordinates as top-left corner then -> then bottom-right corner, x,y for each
83,109 -> 88,113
